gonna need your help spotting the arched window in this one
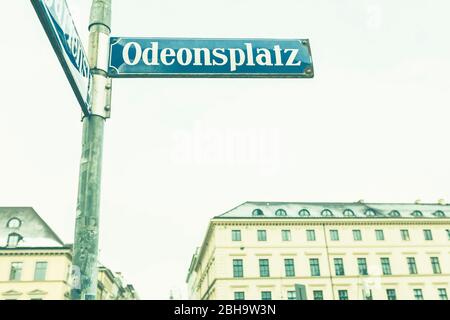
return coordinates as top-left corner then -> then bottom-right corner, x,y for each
252,209 -> 264,217
298,209 -> 310,217
365,209 -> 376,217
275,209 -> 287,217
7,218 -> 21,229
7,233 -> 22,248
321,209 -> 333,217
411,210 -> 423,217
343,209 -> 355,217
433,210 -> 445,217
388,210 -> 401,217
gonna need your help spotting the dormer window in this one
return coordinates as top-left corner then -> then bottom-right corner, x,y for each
411,210 -> 423,217
321,209 -> 333,217
298,209 -> 310,217
365,209 -> 376,217
343,209 -> 355,217
7,233 -> 22,248
388,210 -> 400,217
433,210 -> 445,217
252,209 -> 264,217
275,209 -> 287,217
7,218 -> 21,229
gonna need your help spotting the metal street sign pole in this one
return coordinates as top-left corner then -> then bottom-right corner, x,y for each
71,0 -> 111,300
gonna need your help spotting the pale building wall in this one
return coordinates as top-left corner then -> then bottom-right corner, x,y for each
0,250 -> 136,300
97,269 -> 125,300
0,207 -> 138,300
189,219 -> 450,300
0,249 -> 71,300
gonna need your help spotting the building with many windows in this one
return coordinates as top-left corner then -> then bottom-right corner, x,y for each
0,207 -> 138,300
186,201 -> 450,300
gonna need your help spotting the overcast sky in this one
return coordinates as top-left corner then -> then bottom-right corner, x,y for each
1,0 -> 450,299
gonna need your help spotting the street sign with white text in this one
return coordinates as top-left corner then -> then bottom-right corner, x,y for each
108,38 -> 314,78
31,0 -> 92,116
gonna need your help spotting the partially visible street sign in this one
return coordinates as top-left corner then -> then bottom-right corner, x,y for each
109,38 -> 314,78
31,0 -> 92,115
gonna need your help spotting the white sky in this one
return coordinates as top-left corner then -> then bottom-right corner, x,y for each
1,0 -> 450,299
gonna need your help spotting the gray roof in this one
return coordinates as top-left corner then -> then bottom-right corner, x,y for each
0,207 -> 65,248
214,201 -> 450,220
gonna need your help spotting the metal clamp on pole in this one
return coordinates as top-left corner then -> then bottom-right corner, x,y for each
87,0 -> 111,119
104,77 -> 112,118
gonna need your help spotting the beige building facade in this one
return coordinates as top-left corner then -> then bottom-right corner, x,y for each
0,207 -> 138,300
187,202 -> 450,300
0,247 -> 72,300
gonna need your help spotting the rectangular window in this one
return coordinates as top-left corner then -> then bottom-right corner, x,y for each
407,257 -> 417,274
334,258 -> 345,276
259,259 -> 270,277
386,289 -> 397,300
34,262 -> 48,281
233,259 -> 243,278
413,289 -> 424,300
309,258 -> 321,276
353,230 -> 362,241
9,262 -> 23,281
431,257 -> 441,274
234,292 -> 245,300
306,230 -> 316,241
401,229 -> 410,241
423,229 -> 433,241
282,230 -> 291,241
447,229 -> 450,240
438,288 -> 448,300
357,258 -> 368,276
7,234 -> 21,248
330,230 -> 339,241
231,230 -> 241,241
257,230 -> 267,241
261,291 -> 272,300
287,291 -> 297,300
375,229 -> 385,241
381,257 -> 392,275
313,290 -> 324,300
284,259 -> 295,277
338,290 -> 348,300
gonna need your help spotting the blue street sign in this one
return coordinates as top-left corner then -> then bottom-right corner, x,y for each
31,0 -> 92,115
109,38 -> 314,78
